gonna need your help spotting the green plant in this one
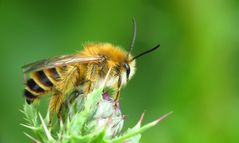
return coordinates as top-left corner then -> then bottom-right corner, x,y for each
21,86 -> 172,143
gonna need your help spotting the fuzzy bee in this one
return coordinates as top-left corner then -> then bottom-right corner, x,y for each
22,18 -> 160,121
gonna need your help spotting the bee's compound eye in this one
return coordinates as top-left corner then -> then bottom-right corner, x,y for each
123,63 -> 130,80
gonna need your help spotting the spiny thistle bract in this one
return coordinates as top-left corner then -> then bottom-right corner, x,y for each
21,87 -> 172,143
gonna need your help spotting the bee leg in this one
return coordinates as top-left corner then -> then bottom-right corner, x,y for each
114,90 -> 120,102
87,82 -> 92,93
48,92 -> 64,125
48,104 -> 64,126
85,64 -> 98,94
114,76 -> 121,108
113,90 -> 120,108
83,81 -> 92,95
48,112 -> 54,127
57,104 -> 63,123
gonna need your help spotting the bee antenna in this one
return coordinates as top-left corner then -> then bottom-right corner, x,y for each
131,44 -> 160,61
127,17 -> 137,58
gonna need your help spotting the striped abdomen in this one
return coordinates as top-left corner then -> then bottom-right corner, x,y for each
24,68 -> 60,104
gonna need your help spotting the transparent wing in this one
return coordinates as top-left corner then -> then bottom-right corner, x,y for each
22,54 -> 103,73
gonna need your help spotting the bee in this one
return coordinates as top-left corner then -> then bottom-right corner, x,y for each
22,18 -> 160,121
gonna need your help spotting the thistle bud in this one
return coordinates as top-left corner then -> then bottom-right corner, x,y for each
22,87 -> 171,143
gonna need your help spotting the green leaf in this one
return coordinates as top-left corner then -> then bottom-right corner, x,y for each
111,112 -> 173,143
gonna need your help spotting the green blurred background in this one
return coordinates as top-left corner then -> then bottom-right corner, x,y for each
0,0 -> 239,142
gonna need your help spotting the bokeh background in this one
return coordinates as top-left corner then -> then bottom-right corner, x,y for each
0,0 -> 239,142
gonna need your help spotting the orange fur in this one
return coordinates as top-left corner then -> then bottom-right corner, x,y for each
24,43 -> 136,122
50,66 -> 79,113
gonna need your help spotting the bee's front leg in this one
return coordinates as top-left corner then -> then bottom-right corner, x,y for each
113,75 -> 122,108
81,80 -> 93,95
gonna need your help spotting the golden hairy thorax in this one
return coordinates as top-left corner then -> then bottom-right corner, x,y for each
23,43 -> 136,121
81,43 -> 128,64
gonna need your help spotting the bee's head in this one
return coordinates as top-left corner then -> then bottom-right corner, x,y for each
123,62 -> 131,80
121,57 -> 136,82
120,42 -> 159,83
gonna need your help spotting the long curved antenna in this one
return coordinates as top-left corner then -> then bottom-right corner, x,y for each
130,44 -> 160,61
127,17 -> 137,57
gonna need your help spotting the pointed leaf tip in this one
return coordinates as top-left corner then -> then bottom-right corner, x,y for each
23,132 -> 42,143
136,112 -> 145,126
20,123 -> 38,130
154,111 -> 173,125
38,113 -> 54,141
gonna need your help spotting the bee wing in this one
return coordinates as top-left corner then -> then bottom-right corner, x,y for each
22,54 -> 103,73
